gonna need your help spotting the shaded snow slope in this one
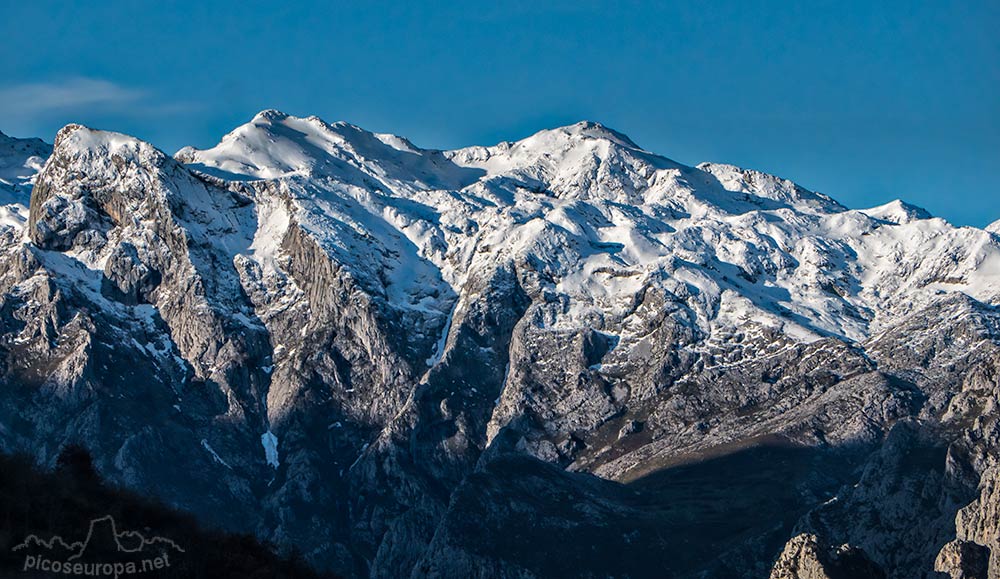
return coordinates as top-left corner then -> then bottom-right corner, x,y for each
0,130 -> 51,233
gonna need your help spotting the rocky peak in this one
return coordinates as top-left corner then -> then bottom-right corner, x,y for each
252,108 -> 291,122
28,125 -> 184,250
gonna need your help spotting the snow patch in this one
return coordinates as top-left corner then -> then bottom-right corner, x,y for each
261,430 -> 279,468
201,439 -> 232,469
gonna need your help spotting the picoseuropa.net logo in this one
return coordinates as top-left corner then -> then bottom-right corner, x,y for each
12,515 -> 184,577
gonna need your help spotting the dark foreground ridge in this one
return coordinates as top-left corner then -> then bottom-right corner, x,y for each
0,446 -> 340,579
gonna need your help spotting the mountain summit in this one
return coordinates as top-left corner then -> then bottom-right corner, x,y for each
0,113 -> 998,578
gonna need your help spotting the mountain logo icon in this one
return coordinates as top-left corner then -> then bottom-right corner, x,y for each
12,515 -> 183,576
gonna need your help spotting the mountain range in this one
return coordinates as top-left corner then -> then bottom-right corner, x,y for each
0,112 -> 998,578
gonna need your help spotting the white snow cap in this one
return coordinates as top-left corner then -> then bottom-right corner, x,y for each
548,120 -> 642,148
860,199 -> 932,224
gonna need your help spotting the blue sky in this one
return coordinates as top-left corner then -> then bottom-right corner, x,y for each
1,1 -> 997,226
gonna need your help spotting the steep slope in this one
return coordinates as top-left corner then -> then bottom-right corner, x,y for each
0,112 -> 998,578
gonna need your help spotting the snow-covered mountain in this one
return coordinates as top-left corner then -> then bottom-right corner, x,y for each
1,113 -> 998,578
177,111 -> 1000,344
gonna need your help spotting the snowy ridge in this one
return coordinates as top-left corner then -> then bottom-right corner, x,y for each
860,199 -> 933,224
8,112 -> 1000,354
177,110 -> 467,339
177,111 -> 1000,347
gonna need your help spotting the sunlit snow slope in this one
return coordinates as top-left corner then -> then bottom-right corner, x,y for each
177,111 -> 1000,348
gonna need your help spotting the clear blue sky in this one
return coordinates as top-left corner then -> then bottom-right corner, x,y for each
1,1 -> 997,226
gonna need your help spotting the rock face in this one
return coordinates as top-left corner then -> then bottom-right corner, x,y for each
769,534 -> 885,579
0,112 -> 999,578
934,384 -> 1000,578
936,539 -> 990,579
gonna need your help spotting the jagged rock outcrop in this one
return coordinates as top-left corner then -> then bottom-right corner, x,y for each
769,534 -> 884,579
948,469 -> 1000,577
933,349 -> 1000,579
936,539 -> 990,579
1,113 -> 998,578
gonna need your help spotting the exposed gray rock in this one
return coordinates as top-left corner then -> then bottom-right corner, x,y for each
936,539 -> 990,579
101,241 -> 160,304
769,534 -> 885,579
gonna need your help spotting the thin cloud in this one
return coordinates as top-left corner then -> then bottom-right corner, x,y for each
0,78 -> 147,118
